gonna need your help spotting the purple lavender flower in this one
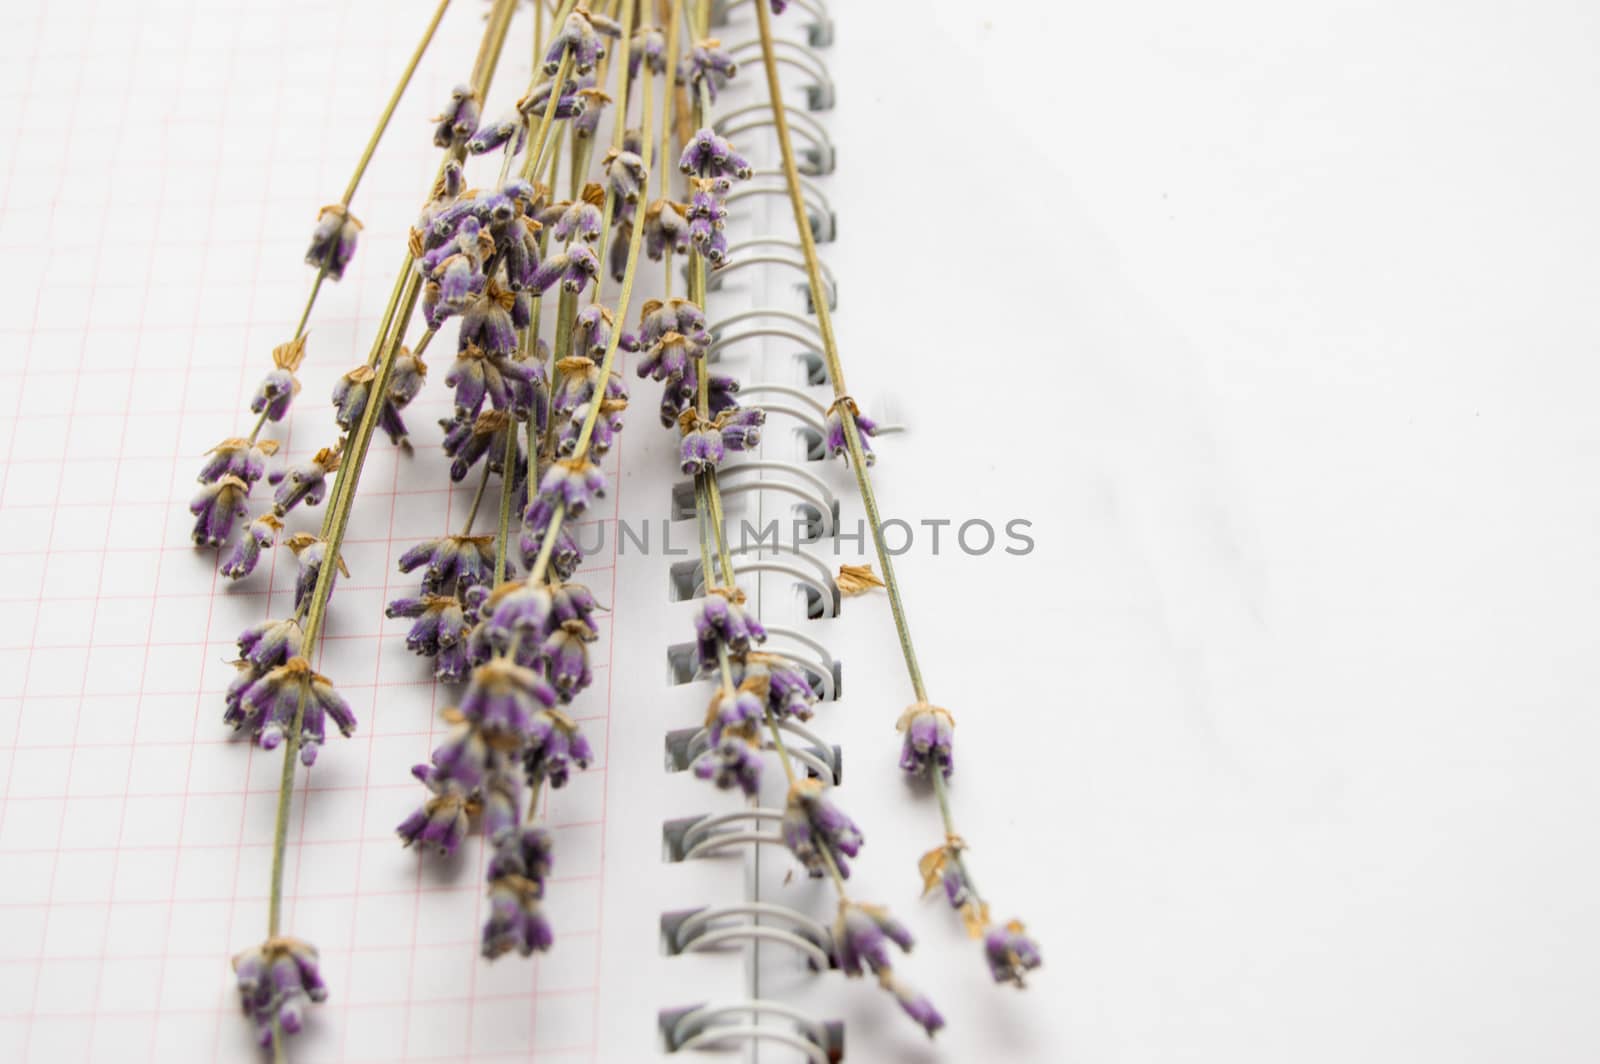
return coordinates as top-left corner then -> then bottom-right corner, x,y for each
486,825 -> 553,883
693,736 -> 764,796
833,901 -> 915,978
543,8 -> 617,75
286,533 -> 346,613
432,84 -> 481,147
897,703 -> 954,779
220,512 -> 282,580
678,421 -> 725,475
604,149 -> 648,204
479,767 -> 523,842
190,476 -> 250,546
396,764 -> 472,856
427,725 -> 492,790
386,593 -> 472,681
889,981 -> 946,1038
518,76 -> 585,122
525,459 -> 606,540
680,38 -> 738,102
269,446 -> 341,517
717,406 -> 765,452
694,588 -> 767,670
305,205 -> 363,280
199,437 -> 277,486
540,620 -> 595,702
481,581 -> 554,655
529,245 -> 600,294
232,937 -> 327,1048
251,338 -> 308,423
544,192 -> 605,245
460,657 -> 557,739
706,685 -> 764,745
637,297 -> 710,349
458,284 -> 521,358
770,0 -> 790,13
519,523 -> 584,581
398,534 -> 498,594
984,920 -> 1043,987
643,197 -> 690,261
628,26 -> 666,79
574,84 -> 610,139
330,364 -> 378,433
782,779 -> 862,878
482,878 -> 553,959
735,653 -> 817,721
522,706 -> 594,787
234,657 -> 356,765
679,127 -> 752,181
467,114 -> 528,157
825,407 -> 879,465
447,342 -> 545,417
237,616 -> 303,671
440,409 -> 523,483
685,177 -> 729,255
636,329 -> 699,385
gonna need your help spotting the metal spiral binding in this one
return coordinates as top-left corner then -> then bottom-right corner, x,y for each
660,6 -> 852,1060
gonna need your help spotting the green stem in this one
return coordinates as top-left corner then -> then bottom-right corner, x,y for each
341,0 -> 455,207
291,268 -> 328,343
461,452 -> 495,533
751,0 -> 925,702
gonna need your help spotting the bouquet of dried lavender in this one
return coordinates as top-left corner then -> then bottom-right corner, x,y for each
386,0 -> 670,970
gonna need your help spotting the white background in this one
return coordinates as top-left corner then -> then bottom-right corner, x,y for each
1,0 -> 1599,1061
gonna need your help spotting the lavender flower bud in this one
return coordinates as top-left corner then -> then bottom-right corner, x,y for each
529,245 -> 600,294
482,879 -> 553,959
833,901 -> 914,978
447,342 -> 544,417
482,582 -> 555,656
628,26 -> 667,79
269,446 -> 341,517
717,406 -> 765,452
520,523 -> 584,582
889,980 -> 945,1038
458,283 -> 521,358
734,653 -> 817,721
428,725 -> 492,790
305,205 -> 362,280
574,84 -> 611,139
782,779 -> 862,878
896,703 -> 953,779
199,437 -> 277,486
604,149 -> 648,204
432,84 -> 481,147
461,657 -> 557,739
825,407 -> 879,465
544,10 -> 608,75
398,534 -> 498,595
487,825 -> 553,884
236,616 -> 303,671
685,180 -> 729,253
540,620 -> 596,701
643,198 -> 690,261
546,188 -> 605,244
285,533 -> 347,614
984,920 -> 1043,987
467,114 -> 528,157
680,39 -> 738,103
252,338 -> 308,423
705,686 -> 763,744
525,458 -> 607,538
396,765 -> 472,855
236,657 -> 356,764
917,837 -> 989,935
694,587 -> 767,670
232,937 -> 327,1049
679,127 -> 752,181
220,512 -> 282,580
386,593 -> 471,678
522,706 -> 593,787
693,736 -> 764,796
189,476 -> 250,547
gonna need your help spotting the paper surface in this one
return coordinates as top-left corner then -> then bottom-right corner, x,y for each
7,0 -> 1600,1062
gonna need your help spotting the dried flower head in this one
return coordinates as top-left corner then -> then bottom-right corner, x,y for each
232,937 -> 327,1048
782,778 -> 862,878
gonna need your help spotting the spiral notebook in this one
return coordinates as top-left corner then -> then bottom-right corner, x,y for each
0,0 -> 1061,1060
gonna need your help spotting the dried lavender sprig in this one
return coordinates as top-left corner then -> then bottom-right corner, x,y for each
751,0 -> 1039,983
241,5 -> 524,1057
